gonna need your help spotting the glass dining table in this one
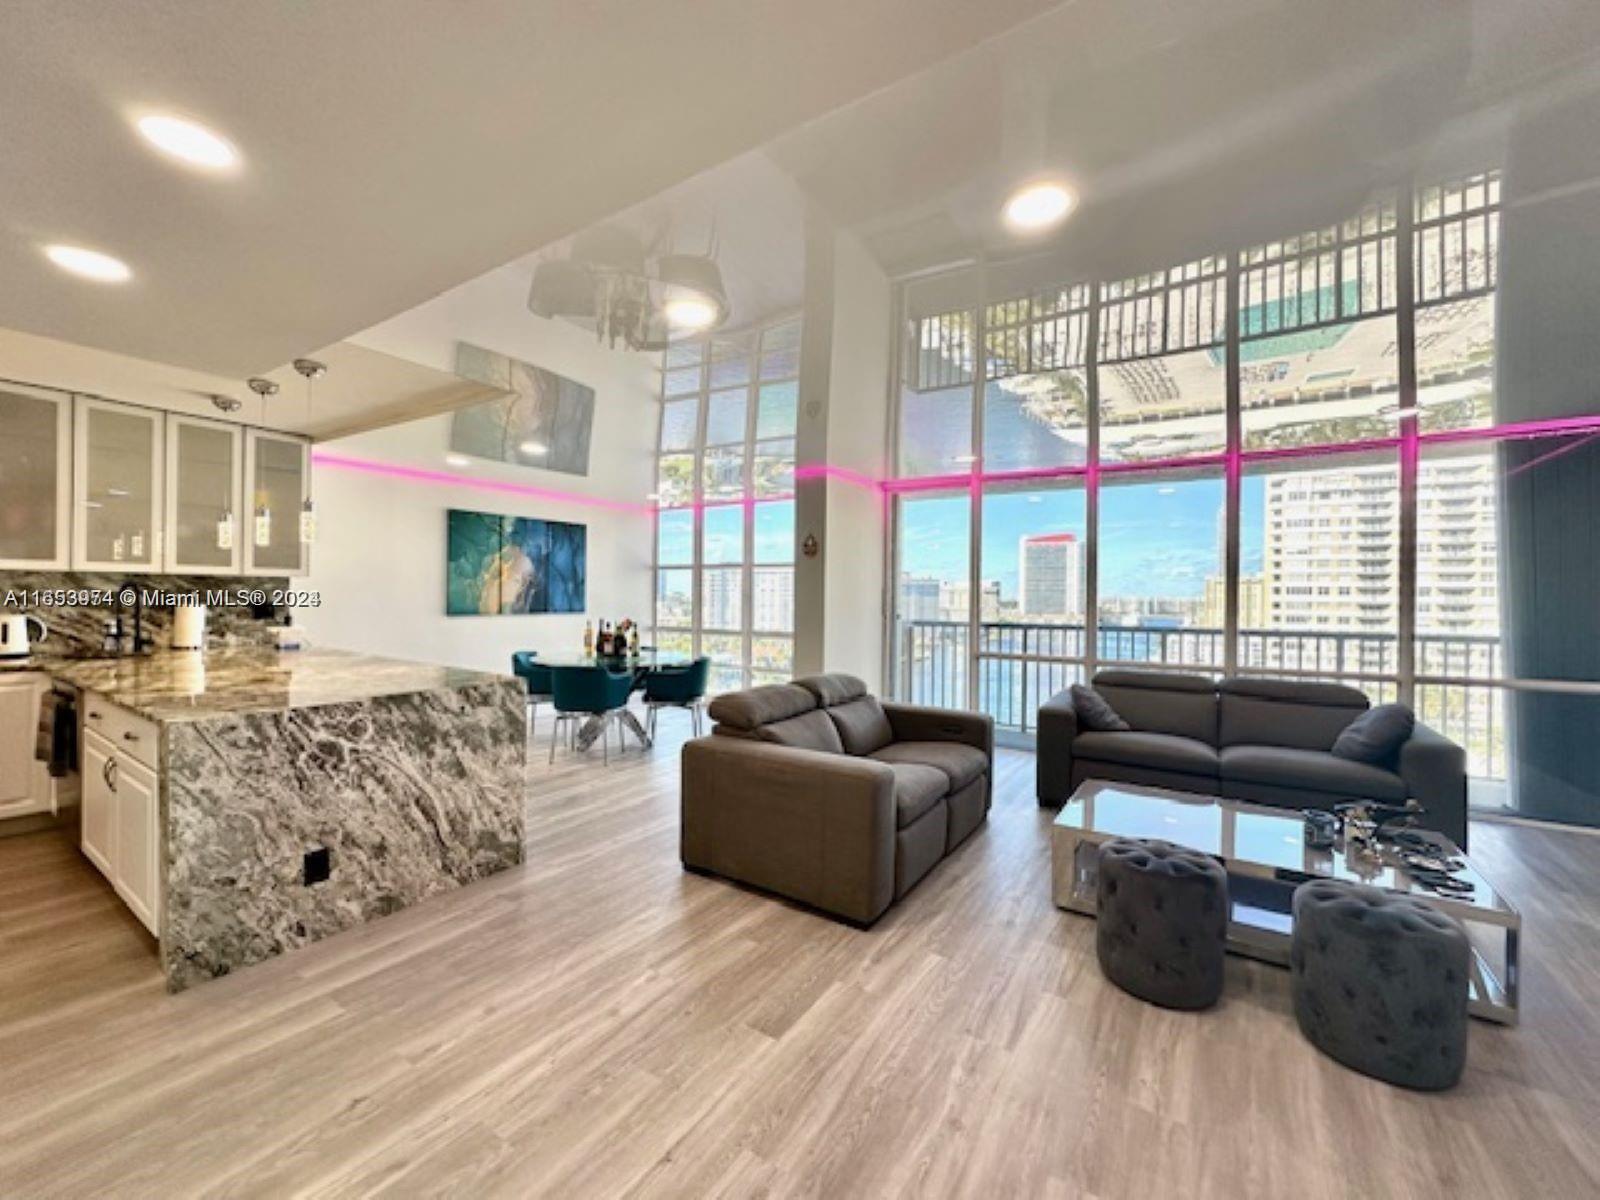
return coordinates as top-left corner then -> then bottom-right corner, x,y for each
535,651 -> 694,751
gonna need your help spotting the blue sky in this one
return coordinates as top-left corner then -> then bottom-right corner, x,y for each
901,477 -> 1266,600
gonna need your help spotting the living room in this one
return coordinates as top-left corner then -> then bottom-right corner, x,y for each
3,2 -> 1599,1195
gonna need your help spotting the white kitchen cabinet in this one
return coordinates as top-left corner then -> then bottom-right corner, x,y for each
114,756 -> 160,932
0,385 -> 72,570
0,674 -> 59,820
81,729 -> 116,876
165,413 -> 244,574
243,429 -> 312,577
72,396 -> 165,573
81,707 -> 162,937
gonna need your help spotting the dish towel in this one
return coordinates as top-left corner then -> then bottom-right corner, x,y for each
34,687 -> 78,778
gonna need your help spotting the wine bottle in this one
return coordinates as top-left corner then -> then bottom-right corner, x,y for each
583,620 -> 594,655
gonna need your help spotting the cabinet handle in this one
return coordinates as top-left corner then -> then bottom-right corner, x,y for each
88,711 -> 103,721
103,756 -> 118,793
123,732 -> 139,743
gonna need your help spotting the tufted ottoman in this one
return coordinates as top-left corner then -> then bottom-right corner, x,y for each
1096,838 -> 1229,1010
1291,880 -> 1470,1090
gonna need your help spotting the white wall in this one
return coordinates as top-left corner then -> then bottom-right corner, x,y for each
823,232 -> 893,692
299,266 -> 658,675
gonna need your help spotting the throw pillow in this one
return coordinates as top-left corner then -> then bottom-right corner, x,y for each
1331,703 -> 1416,766
1071,684 -> 1131,733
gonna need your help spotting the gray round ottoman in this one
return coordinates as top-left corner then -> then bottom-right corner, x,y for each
1096,838 -> 1229,1010
1291,880 -> 1470,1090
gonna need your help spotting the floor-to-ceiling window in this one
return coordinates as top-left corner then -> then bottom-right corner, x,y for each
889,168 -> 1600,820
653,317 -> 800,692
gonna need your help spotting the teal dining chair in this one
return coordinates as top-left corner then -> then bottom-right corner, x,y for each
511,651 -> 554,733
549,664 -> 636,765
642,656 -> 711,739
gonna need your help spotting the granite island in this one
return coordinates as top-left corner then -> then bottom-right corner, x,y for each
46,647 -> 527,991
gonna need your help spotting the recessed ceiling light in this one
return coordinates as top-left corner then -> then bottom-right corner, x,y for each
664,296 -> 719,331
44,244 -> 132,283
518,440 -> 549,456
135,113 -> 240,172
953,454 -> 978,465
445,453 -> 472,468
1002,182 -> 1077,233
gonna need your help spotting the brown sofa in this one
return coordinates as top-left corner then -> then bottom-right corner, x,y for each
680,673 -> 994,925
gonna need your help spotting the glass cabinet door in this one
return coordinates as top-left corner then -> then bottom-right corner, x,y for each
0,386 -> 72,569
243,430 -> 310,576
73,397 -> 164,572
164,415 -> 243,574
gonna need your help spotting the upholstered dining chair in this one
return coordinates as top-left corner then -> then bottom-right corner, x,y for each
549,664 -> 636,765
642,656 -> 711,739
510,651 -> 554,733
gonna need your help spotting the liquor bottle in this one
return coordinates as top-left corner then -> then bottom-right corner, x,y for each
583,620 -> 594,656
597,622 -> 611,657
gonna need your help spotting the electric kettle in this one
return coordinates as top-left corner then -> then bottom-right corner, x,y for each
0,613 -> 47,659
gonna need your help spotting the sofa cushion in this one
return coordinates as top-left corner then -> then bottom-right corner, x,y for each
871,741 -> 988,792
1220,744 -> 1407,801
1073,731 -> 1220,778
709,684 -> 816,731
883,761 -> 948,828
1071,684 -> 1130,732
828,696 -> 895,756
1332,703 -> 1416,767
793,673 -> 869,707
1218,678 -> 1368,751
755,709 -> 845,754
1092,671 -> 1218,744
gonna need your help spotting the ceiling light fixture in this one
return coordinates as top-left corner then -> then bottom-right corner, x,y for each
135,113 -> 240,172
446,453 -> 473,468
664,296 -> 720,331
44,244 -> 132,283
529,224 -> 729,351
518,440 -> 549,456
1002,182 -> 1077,233
247,377 -> 280,547
293,359 -> 326,544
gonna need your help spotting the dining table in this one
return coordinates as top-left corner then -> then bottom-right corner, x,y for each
537,650 -> 694,751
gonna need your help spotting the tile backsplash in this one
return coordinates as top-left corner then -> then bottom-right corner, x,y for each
0,571 -> 290,654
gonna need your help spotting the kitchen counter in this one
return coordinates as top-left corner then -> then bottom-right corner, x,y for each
42,646 -> 506,723
51,644 -> 528,991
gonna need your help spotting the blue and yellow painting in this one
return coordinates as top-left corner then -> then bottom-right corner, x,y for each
447,509 -> 586,616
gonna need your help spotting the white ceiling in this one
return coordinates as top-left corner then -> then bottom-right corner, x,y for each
762,0 -> 1600,280
0,0 -> 1060,378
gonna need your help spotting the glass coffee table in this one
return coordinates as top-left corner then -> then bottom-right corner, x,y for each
1051,780 -> 1521,1025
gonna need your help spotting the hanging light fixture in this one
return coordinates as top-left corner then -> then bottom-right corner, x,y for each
210,396 -> 242,550
247,377 -> 279,547
292,359 -> 325,544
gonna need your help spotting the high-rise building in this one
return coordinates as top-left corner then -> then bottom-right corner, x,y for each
900,574 -> 941,622
752,568 -> 794,632
1019,533 -> 1083,620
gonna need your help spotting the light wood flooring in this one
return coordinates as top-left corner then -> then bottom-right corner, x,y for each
2,716 -> 1599,1198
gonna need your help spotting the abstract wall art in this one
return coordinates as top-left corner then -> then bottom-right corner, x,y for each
446,509 -> 587,616
451,343 -> 595,476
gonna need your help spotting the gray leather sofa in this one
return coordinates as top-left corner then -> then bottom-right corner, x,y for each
1037,671 -> 1469,848
681,673 -> 994,925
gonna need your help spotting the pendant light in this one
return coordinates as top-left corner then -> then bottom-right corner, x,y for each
247,377 -> 280,547
211,395 -> 242,550
292,359 -> 324,545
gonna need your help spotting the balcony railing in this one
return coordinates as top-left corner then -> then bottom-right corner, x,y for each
896,619 -> 1506,780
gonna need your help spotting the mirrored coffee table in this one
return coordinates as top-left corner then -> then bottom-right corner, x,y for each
1051,780 -> 1521,1025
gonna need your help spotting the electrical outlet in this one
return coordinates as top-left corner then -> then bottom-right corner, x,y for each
303,847 -> 331,885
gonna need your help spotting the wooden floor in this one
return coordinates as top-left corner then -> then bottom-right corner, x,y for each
3,719 -> 1599,1199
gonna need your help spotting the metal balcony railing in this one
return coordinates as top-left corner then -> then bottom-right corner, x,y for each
895,619 -> 1506,780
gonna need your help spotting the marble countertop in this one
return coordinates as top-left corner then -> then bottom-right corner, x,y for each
25,647 -> 512,723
